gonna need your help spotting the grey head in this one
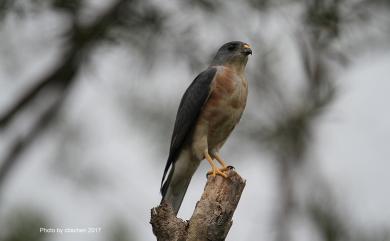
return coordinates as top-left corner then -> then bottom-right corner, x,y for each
210,41 -> 252,67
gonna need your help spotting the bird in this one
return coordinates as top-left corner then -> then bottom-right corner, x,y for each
160,41 -> 252,215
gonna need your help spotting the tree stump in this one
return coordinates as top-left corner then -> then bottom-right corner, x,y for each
150,169 -> 246,241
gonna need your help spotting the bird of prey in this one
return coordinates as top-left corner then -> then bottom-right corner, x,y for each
160,41 -> 252,215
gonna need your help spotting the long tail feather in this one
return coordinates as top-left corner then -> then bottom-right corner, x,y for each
160,149 -> 198,215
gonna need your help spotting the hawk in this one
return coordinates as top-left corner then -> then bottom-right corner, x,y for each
161,41 -> 252,215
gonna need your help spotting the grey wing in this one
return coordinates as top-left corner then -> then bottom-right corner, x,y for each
160,67 -> 217,194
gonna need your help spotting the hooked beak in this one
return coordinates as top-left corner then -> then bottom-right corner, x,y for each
242,44 -> 252,55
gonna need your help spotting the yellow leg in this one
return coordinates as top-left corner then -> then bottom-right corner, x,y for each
205,150 -> 228,178
215,153 -> 229,171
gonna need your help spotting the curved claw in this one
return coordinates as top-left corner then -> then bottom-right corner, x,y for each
227,165 -> 235,170
204,150 -> 228,178
219,165 -> 235,172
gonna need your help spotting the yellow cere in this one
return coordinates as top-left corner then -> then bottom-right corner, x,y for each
243,44 -> 251,49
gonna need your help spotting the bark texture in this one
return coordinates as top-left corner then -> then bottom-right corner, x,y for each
150,169 -> 246,241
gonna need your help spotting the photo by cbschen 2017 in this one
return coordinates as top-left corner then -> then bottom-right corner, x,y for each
0,1 -> 390,241
39,227 -> 102,234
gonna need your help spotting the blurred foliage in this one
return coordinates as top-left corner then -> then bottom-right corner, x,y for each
0,0 -> 11,20
0,207 -> 48,241
51,121 -> 110,191
188,0 -> 221,12
307,184 -> 349,241
248,0 -> 270,11
305,0 -> 341,45
0,0 -> 390,241
309,202 -> 348,241
106,218 -> 136,241
50,0 -> 83,15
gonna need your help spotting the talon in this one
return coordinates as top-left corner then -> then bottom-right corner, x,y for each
219,166 -> 229,172
227,165 -> 235,170
216,168 -> 228,178
204,150 -> 228,178
219,165 -> 235,172
207,168 -> 228,178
